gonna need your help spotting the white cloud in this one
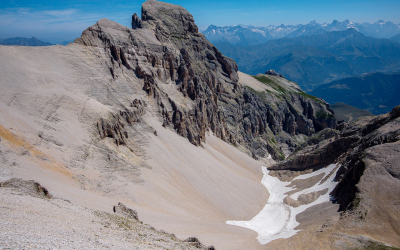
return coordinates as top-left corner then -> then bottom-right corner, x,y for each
44,9 -> 77,16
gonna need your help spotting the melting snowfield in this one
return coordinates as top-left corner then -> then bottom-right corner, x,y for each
227,164 -> 339,244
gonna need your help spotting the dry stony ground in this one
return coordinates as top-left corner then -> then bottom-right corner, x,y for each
0,180 -> 209,250
0,43 -> 272,249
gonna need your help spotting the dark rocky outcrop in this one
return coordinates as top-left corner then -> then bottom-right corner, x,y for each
97,115 -> 128,146
0,178 -> 52,199
76,0 -> 336,160
265,69 -> 284,78
183,237 -> 215,249
113,202 -> 139,220
131,13 -> 142,29
269,127 -> 358,171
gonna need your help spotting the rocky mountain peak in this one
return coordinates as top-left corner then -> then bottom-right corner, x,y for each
140,0 -> 199,42
74,0 -> 337,160
308,20 -> 317,25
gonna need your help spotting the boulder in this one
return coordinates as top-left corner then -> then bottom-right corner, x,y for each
265,69 -> 285,78
113,202 -> 139,220
0,178 -> 52,199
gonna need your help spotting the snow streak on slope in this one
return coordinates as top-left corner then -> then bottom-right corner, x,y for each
227,164 -> 339,244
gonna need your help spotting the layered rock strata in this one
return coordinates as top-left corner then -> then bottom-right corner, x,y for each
97,99 -> 146,145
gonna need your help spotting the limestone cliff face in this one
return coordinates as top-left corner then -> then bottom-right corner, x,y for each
75,0 -> 336,160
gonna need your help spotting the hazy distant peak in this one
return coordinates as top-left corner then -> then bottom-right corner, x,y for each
203,19 -> 400,46
341,27 -> 358,33
0,37 -> 52,46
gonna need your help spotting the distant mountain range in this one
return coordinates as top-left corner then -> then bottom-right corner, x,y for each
203,24 -> 298,46
310,72 -> 400,115
0,37 -> 74,46
0,37 -> 52,46
203,20 -> 400,46
40,38 -> 74,45
330,102 -> 373,122
214,29 -> 400,91
391,33 -> 400,44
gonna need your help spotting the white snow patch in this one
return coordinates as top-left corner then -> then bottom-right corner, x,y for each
251,29 -> 266,36
227,164 -> 339,245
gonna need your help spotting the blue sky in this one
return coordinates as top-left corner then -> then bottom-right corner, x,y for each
1,0 -> 400,43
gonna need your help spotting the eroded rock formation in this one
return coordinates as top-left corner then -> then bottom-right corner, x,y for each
96,99 -> 147,146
